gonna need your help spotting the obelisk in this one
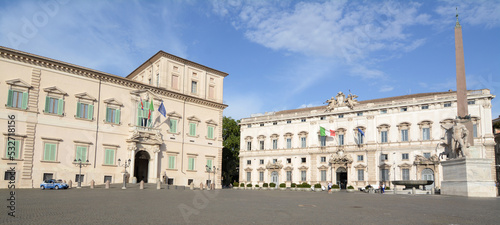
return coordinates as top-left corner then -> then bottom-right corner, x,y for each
454,10 -> 474,145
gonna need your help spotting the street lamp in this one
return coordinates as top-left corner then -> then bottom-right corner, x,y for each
212,166 -> 219,189
118,158 -> 131,189
206,165 -> 212,190
73,158 -> 89,188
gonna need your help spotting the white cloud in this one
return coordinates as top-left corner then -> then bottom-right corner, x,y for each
379,85 -> 394,92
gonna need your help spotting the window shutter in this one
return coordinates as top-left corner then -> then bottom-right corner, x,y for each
57,99 -> 64,115
21,92 -> 28,109
44,143 -> 50,160
51,144 -> 56,161
115,109 -> 120,124
106,108 -> 110,122
7,89 -> 13,107
88,104 -> 94,120
76,102 -> 81,118
45,96 -> 50,112
137,102 -> 142,126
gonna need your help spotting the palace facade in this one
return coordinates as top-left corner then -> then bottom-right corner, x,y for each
239,90 -> 496,190
0,46 -> 227,189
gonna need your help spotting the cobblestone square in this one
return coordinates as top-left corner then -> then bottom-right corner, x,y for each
2,185 -> 500,225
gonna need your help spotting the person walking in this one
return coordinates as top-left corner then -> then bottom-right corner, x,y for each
381,183 -> 386,194
328,182 -> 332,194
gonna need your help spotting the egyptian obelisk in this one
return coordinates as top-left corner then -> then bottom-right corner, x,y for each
454,10 -> 474,145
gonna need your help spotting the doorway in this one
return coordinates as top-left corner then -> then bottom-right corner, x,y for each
271,171 -> 279,187
336,167 -> 348,189
134,151 -> 150,183
421,168 -> 434,190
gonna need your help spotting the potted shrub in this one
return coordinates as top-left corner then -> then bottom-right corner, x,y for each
262,183 -> 269,190
291,183 -> 297,191
347,185 -> 355,192
279,183 -> 286,191
233,182 -> 239,190
303,183 -> 312,192
332,184 -> 340,192
269,183 -> 276,190
247,183 -> 252,190
314,183 -> 322,192
255,184 -> 260,190
240,183 -> 244,190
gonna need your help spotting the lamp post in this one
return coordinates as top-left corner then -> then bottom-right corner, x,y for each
73,158 -> 89,188
206,165 -> 212,190
212,166 -> 219,189
118,158 -> 131,189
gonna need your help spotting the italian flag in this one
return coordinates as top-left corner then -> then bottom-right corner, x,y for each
148,99 -> 154,120
320,126 -> 336,137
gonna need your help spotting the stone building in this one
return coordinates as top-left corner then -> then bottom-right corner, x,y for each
493,116 -> 500,195
239,90 -> 496,190
0,46 -> 227,189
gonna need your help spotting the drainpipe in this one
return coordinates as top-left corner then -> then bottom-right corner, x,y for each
94,78 -> 102,168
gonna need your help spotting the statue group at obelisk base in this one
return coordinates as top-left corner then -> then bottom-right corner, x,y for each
438,12 -> 496,197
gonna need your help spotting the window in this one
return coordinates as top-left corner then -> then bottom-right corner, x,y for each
156,73 -> 160,87
321,170 -> 327,181
106,107 -> 121,124
468,100 -> 475,105
273,159 -> 277,163
191,81 -> 197,94
421,105 -> 429,110
381,154 -> 388,161
402,153 -> 409,160
7,90 -> 28,109
259,172 -> 264,182
401,129 -> 408,142
189,123 -> 196,136
287,171 -> 292,181
338,134 -> 344,146
188,179 -> 193,185
320,157 -> 326,163
4,170 -> 15,181
423,153 -> 431,159
301,171 -> 306,181
380,169 -> 389,181
320,116 -> 325,120
357,155 -> 364,161
272,139 -> 277,149
301,157 -> 306,163
444,102 -> 451,107
188,158 -> 195,170
260,141 -> 264,150
43,143 -> 57,161
206,159 -> 213,169
43,173 -> 53,182
247,141 -> 252,151
75,174 -> 84,183
168,156 -> 176,169
207,126 -> 214,139
171,75 -> 179,90
45,97 -> 64,115
286,138 -> 291,149
247,124 -> 251,128
273,122 -> 277,125
422,128 -> 430,140
338,114 -> 344,118
357,131 -> 364,144
260,123 -> 264,127
380,109 -> 387,114
247,160 -> 251,165
104,148 -> 115,165
286,158 -> 291,164
104,176 -> 112,183
301,137 -> 306,148
320,136 -> 326,147
301,118 -> 306,122
287,120 -> 291,124
75,146 -> 88,162
247,172 -> 251,182
402,169 -> 410,180
400,107 -> 407,112
357,112 -> 363,116
357,169 -> 364,181
381,131 -> 388,143
148,78 -> 152,85
208,85 -> 215,99
259,159 -> 264,164
169,119 -> 178,133
5,139 -> 20,159
77,102 -> 94,120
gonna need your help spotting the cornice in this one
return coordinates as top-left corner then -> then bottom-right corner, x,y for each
0,46 -> 227,110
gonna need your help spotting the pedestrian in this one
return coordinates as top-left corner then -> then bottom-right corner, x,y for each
382,183 -> 385,194
328,182 -> 332,194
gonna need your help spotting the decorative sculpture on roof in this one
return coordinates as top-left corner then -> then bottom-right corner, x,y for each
325,91 -> 358,111
438,119 -> 469,159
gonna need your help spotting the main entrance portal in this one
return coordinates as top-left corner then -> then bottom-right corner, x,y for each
134,151 -> 150,183
336,167 -> 348,189
271,171 -> 279,187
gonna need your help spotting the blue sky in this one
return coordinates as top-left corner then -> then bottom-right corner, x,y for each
1,0 -> 499,120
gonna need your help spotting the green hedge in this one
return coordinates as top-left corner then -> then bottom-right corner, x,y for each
314,183 -> 322,188
263,183 -> 269,187
270,183 -> 276,188
247,183 -> 252,187
233,182 -> 239,187
240,183 -> 244,187
279,183 -> 286,188
347,185 -> 354,189
332,184 -> 340,189
291,183 -> 297,188
255,184 -> 259,188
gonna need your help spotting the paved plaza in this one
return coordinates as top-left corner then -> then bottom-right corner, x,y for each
1,184 -> 499,225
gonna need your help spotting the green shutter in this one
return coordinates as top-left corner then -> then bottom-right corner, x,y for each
105,149 -> 114,165
76,102 -> 81,118
44,143 -> 50,160
57,99 -> 64,115
6,140 -> 20,159
189,123 -> 196,136
208,126 -> 214,139
137,102 -> 142,126
115,109 -> 120,124
169,156 -> 175,169
51,144 -> 56,161
45,96 -> 50,112
207,159 -> 212,168
21,92 -> 28,109
106,108 -> 110,122
76,146 -> 87,162
7,89 -> 13,107
88,104 -> 94,120
188,158 -> 194,170
170,119 -> 177,133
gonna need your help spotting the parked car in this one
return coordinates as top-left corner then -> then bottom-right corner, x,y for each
40,179 -> 69,190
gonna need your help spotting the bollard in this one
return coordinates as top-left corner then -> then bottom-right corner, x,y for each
412,187 -> 416,195
140,180 -> 144,189
90,180 -> 95,189
105,180 -> 110,189
157,179 -> 161,190
200,182 -> 204,190
190,182 -> 194,190
68,180 -> 72,189
211,183 -> 215,190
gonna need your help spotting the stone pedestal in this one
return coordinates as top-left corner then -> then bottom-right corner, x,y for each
441,158 -> 496,197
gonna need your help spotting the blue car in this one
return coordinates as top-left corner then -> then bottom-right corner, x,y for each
40,179 -> 68,190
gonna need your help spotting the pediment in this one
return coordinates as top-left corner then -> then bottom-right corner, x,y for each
43,86 -> 67,95
379,163 -> 391,169
317,165 -> 329,170
126,130 -> 163,145
130,89 -> 162,101
6,79 -> 32,89
398,163 -> 412,168
354,164 -> 367,169
187,116 -> 200,122
283,166 -> 294,171
257,167 -> 266,172
205,119 -> 218,126
244,167 -> 253,172
167,111 -> 182,118
75,92 -> 97,101
103,98 -> 124,106
298,166 -> 309,170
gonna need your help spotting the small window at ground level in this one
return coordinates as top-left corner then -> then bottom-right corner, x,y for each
104,176 -> 112,183
4,170 -> 15,180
